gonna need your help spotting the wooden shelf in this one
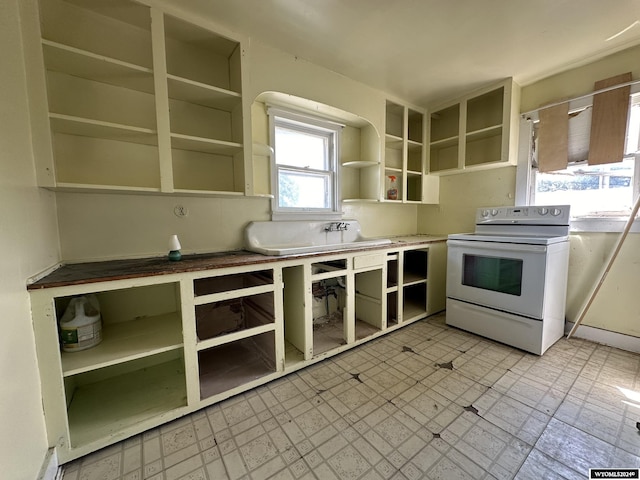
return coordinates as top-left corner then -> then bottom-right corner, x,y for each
385,134 -> 404,149
466,124 -> 502,141
42,40 -> 154,94
167,74 -> 241,111
342,198 -> 379,203
50,183 -> 161,194
342,160 -> 379,168
170,133 -> 242,154
49,113 -> 157,145
61,313 -> 182,376
428,79 -> 519,174
67,356 -> 186,447
430,135 -> 459,148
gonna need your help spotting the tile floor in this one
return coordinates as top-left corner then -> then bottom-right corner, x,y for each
61,313 -> 640,480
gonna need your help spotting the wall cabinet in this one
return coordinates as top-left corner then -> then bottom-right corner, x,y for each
32,0 -> 249,196
384,100 -> 439,203
29,241 -> 445,463
341,123 -> 381,203
428,78 -> 520,175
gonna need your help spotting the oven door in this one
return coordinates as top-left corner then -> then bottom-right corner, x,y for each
446,239 -> 548,319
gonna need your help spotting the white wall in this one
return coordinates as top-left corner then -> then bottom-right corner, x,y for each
1,0 -> 61,478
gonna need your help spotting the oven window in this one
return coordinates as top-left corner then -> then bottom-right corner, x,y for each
462,254 -> 523,296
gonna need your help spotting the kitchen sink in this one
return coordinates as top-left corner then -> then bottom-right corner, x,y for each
244,220 -> 391,256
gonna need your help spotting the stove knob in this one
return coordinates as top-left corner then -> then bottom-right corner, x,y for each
538,207 -> 549,215
481,209 -> 490,218
491,209 -> 499,216
551,208 -> 562,216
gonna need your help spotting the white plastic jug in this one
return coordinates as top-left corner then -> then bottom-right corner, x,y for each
59,295 -> 102,352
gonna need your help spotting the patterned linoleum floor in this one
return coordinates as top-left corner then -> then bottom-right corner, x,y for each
61,313 -> 640,479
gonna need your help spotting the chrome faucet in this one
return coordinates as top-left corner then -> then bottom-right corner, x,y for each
325,222 -> 349,232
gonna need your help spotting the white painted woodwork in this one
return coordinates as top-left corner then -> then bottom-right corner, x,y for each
34,0 -> 250,196
428,78 -> 521,175
29,241 -> 444,463
384,99 -> 438,204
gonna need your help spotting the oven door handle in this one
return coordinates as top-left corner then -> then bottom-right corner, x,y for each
447,239 -> 548,254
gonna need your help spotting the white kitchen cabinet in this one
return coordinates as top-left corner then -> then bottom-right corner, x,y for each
384,100 -> 439,203
28,240 -> 445,463
428,78 -> 521,174
31,0 -> 250,196
341,123 -> 381,203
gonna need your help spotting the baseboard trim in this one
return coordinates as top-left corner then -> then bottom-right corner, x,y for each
37,448 -> 60,480
565,322 -> 640,354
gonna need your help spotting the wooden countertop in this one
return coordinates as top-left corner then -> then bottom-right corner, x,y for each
28,235 -> 446,290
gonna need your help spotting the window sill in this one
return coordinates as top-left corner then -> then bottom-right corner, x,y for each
570,216 -> 640,233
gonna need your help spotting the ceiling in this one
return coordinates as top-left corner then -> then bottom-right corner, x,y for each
182,0 -> 640,107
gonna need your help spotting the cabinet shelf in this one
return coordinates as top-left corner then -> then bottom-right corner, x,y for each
429,135 -> 459,148
67,355 -> 186,447
342,198 -> 379,203
52,183 -> 161,194
428,79 -> 519,174
407,139 -> 423,150
385,134 -> 403,149
466,124 -> 502,141
342,160 -> 379,168
170,133 -> 242,154
49,113 -> 158,145
42,40 -> 154,94
61,313 -> 182,376
167,74 -> 241,111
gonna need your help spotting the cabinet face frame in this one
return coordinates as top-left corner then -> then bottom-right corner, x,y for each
29,242 -> 444,463
383,99 -> 437,203
427,78 -> 520,176
27,0 -> 252,197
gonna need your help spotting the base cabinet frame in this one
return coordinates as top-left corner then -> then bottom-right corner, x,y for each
29,241 -> 445,463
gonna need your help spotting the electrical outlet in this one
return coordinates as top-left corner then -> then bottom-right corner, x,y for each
174,205 -> 189,218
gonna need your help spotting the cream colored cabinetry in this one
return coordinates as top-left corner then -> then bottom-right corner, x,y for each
33,0 -> 248,195
341,123 -> 381,203
428,78 -> 520,174
29,242 -> 444,463
384,100 -> 439,203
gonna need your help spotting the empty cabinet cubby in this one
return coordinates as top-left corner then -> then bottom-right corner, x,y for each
195,293 -> 274,341
64,349 -> 186,447
198,331 -> 276,399
193,270 -> 273,296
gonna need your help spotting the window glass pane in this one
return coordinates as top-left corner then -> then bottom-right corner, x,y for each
275,125 -> 328,169
534,158 -> 635,216
462,254 -> 523,296
278,170 -> 330,209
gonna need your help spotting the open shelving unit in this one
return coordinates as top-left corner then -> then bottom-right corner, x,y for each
52,282 -> 187,448
401,249 -> 429,323
192,269 -> 278,399
341,123 -> 381,203
383,99 -> 438,203
428,78 -> 520,175
34,0 -> 249,196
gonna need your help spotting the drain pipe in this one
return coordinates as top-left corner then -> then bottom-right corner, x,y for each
567,192 -> 640,339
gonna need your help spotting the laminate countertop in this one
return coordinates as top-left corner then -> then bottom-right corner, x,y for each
28,235 -> 447,290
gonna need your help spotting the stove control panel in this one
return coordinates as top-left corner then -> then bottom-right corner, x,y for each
476,205 -> 570,225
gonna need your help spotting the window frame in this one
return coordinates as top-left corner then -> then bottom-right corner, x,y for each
515,83 -> 640,233
268,107 -> 342,221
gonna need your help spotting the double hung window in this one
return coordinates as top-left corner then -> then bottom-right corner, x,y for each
518,84 -> 640,230
268,108 -> 341,219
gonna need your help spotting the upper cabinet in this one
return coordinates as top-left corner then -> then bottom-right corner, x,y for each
428,78 -> 520,175
33,0 -> 249,196
384,100 -> 439,204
